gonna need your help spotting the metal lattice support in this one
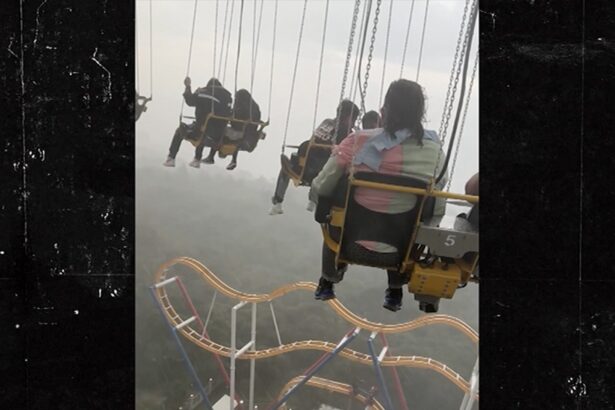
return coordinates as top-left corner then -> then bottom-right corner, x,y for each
149,284 -> 214,410
367,332 -> 394,410
230,301 -> 257,410
271,328 -> 361,409
459,358 -> 479,410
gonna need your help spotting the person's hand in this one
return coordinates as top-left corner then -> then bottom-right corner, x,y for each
184,77 -> 191,87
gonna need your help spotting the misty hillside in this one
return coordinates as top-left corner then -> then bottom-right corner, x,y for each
135,160 -> 478,410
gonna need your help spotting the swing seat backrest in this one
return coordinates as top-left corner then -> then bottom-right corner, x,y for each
337,172 -> 431,270
301,146 -> 331,184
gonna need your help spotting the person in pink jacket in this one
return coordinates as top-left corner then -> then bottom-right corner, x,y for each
310,79 -> 447,312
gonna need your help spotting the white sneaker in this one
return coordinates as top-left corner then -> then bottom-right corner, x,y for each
188,158 -> 201,168
163,157 -> 175,167
269,203 -> 283,215
306,200 -> 316,212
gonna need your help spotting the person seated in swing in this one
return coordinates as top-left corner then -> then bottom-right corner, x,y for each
163,77 -> 232,168
135,91 -> 152,121
269,99 -> 359,215
361,110 -> 382,130
207,89 -> 261,171
309,79 -> 448,312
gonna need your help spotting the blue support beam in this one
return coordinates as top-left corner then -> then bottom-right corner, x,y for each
149,285 -> 214,410
270,327 -> 361,410
367,332 -> 395,410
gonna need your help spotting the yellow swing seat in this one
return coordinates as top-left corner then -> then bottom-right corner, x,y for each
316,171 -> 479,313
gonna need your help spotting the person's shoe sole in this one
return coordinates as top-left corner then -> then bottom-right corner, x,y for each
382,302 -> 402,312
315,292 -> 336,301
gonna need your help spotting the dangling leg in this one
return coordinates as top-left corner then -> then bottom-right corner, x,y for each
383,270 -> 410,312
269,168 -> 290,215
188,143 -> 204,168
202,147 -> 217,164
226,150 -> 238,170
315,226 -> 347,300
163,126 -> 184,166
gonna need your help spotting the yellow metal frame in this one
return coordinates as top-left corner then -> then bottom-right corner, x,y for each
282,138 -> 333,187
320,175 -> 479,300
185,114 -> 270,153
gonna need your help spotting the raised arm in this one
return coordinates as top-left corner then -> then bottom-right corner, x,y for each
182,77 -> 198,107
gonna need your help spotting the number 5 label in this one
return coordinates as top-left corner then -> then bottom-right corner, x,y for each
445,235 -> 456,246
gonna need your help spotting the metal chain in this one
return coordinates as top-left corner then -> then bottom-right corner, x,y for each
352,0 -> 371,108
233,0 -> 245,96
249,0 -> 264,121
359,0 -> 381,116
399,0 -> 416,78
349,0 -> 367,101
437,0 -> 471,143
180,0 -> 199,122
312,0 -> 331,130
217,0 -> 230,78
281,0 -> 309,154
334,0 -> 361,142
378,0 -> 393,108
266,0 -> 278,119
213,0 -> 218,80
339,0 -> 361,103
433,0 -> 477,184
222,0 -> 236,85
351,0 -> 381,179
446,49 -> 478,191
415,0 -> 429,83
249,0 -> 264,94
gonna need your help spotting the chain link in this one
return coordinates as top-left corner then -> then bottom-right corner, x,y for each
378,0 -> 393,107
334,0 -> 361,142
360,0 -> 381,116
281,0 -> 309,153
266,0 -> 278,119
432,0 -> 475,182
446,50 -> 478,191
433,0 -> 477,183
339,0 -> 361,102
438,0 -> 471,143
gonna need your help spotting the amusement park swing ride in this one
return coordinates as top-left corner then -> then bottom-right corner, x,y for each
143,0 -> 480,408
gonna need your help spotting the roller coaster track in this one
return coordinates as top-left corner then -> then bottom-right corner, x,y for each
277,376 -> 385,410
154,257 -> 479,396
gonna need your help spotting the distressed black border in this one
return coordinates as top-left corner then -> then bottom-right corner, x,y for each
1,1 -> 135,408
480,0 -> 615,408
2,0 -> 614,408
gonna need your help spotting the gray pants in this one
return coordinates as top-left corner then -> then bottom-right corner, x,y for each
272,168 -> 291,204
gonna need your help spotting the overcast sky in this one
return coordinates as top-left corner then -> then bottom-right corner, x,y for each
136,0 -> 478,193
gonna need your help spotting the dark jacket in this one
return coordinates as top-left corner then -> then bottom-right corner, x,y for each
183,85 -> 232,139
232,97 -> 260,134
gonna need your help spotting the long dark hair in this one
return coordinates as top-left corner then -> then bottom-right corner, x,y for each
382,79 -> 425,143
233,89 -> 260,121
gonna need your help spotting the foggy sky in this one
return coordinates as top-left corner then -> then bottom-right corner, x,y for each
136,0 -> 478,193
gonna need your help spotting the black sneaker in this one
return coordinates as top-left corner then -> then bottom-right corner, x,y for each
314,277 -> 336,300
383,288 -> 403,312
